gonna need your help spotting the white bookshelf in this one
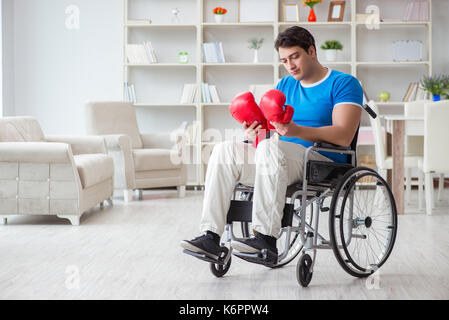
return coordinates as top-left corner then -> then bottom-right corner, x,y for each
123,0 -> 432,186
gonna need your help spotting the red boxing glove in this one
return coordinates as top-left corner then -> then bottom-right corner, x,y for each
229,91 -> 271,148
260,89 -> 294,125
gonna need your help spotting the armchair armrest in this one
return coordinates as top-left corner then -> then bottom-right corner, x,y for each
102,134 -> 135,190
0,142 -> 73,163
45,135 -> 107,155
102,134 -> 132,153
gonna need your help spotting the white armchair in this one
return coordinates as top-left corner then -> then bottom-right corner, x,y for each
0,116 -> 114,225
368,100 -> 424,208
84,101 -> 187,201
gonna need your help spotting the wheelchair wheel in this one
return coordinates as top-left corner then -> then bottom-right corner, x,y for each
296,253 -> 313,287
329,167 -> 397,278
270,203 -> 310,269
210,248 -> 232,278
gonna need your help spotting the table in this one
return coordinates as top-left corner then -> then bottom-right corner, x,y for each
381,115 -> 424,214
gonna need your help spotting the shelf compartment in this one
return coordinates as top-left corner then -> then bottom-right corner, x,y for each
203,25 -> 274,64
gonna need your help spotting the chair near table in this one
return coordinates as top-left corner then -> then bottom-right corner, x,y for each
367,100 -> 425,209
420,100 -> 449,215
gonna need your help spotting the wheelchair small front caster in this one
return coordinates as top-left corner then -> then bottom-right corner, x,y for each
296,253 -> 313,287
210,247 -> 231,278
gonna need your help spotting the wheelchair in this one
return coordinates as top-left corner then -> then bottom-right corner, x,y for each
183,104 -> 398,287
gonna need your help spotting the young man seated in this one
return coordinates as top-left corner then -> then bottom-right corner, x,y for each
181,26 -> 363,264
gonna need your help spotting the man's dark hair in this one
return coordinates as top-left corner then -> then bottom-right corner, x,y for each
274,26 -> 316,53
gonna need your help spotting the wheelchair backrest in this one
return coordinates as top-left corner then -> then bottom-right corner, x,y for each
348,103 -> 377,165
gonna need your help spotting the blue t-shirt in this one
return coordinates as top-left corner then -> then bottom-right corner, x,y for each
275,68 -> 363,163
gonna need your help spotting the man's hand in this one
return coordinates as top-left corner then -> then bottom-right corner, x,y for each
243,120 -> 262,142
271,121 -> 298,137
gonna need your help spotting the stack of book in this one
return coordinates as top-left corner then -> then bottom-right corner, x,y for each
180,84 -> 199,104
124,82 -> 137,103
201,83 -> 221,103
202,42 -> 225,63
126,42 -> 158,64
403,82 -> 429,102
402,1 -> 429,22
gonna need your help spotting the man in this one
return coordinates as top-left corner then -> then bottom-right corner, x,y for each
181,26 -> 363,264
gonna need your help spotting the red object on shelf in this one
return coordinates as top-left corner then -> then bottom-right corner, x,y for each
308,8 -> 316,22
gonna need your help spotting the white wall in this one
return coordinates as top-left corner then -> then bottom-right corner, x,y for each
3,0 -> 123,133
432,0 -> 449,74
2,0 -> 449,133
2,0 -> 14,117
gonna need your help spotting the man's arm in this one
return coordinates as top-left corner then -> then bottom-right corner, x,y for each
272,104 -> 362,147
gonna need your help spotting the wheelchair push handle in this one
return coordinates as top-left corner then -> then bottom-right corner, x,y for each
362,104 -> 377,119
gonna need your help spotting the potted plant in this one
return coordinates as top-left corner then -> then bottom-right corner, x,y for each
420,74 -> 447,101
248,38 -> 264,63
303,0 -> 322,22
320,40 -> 343,62
213,7 -> 227,23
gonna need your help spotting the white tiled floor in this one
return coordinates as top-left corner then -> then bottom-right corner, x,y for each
0,188 -> 448,299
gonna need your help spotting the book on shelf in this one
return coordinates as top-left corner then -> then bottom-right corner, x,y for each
403,82 -> 430,102
126,42 -> 158,64
209,85 -> 221,103
124,82 -> 137,104
402,1 -> 429,22
415,83 -> 430,100
403,82 -> 416,102
180,83 -> 198,104
202,42 -> 225,63
201,82 -> 221,103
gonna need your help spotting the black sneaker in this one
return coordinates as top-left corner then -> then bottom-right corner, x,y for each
231,233 -> 278,262
180,233 -> 221,260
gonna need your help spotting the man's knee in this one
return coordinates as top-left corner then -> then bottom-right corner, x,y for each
255,139 -> 284,162
209,140 -> 238,165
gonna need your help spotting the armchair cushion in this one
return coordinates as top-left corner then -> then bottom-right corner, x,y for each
74,154 -> 114,189
133,149 -> 182,172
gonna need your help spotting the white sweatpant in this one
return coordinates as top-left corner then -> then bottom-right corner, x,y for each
199,135 -> 333,238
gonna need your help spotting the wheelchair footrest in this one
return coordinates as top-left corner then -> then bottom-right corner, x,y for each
183,248 -> 228,265
232,249 -> 277,267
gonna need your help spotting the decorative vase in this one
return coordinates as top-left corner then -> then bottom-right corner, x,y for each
253,49 -> 259,63
308,7 -> 316,22
214,14 -> 223,23
432,94 -> 441,101
325,49 -> 337,62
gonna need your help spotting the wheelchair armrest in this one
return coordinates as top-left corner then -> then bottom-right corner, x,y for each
313,142 -> 351,151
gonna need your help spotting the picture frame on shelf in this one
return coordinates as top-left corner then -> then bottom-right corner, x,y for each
328,1 -> 346,22
283,4 -> 299,22
238,0 -> 275,23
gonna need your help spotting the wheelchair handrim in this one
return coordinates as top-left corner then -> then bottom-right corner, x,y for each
330,167 -> 398,277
